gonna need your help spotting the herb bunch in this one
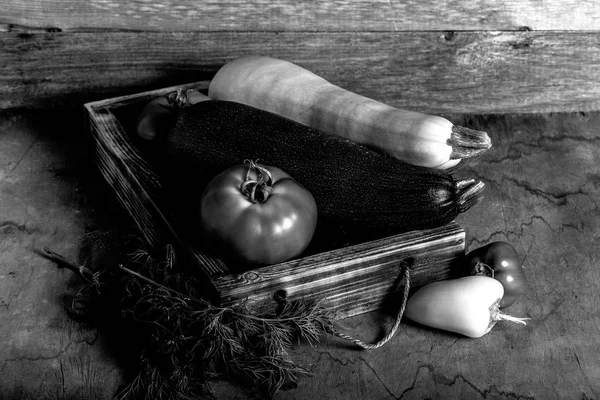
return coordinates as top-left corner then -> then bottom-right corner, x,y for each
53,243 -> 338,400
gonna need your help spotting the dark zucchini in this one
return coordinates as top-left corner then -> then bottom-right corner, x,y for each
159,100 -> 484,249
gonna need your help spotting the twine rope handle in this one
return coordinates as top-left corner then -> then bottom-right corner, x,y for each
332,261 -> 411,349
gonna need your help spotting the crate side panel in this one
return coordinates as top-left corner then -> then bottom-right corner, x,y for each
216,225 -> 465,317
214,223 -> 464,300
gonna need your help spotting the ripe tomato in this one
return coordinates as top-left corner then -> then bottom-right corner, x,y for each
466,241 -> 527,309
199,161 -> 318,267
136,95 -> 176,141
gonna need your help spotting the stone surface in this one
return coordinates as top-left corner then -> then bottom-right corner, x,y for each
1,109 -> 599,399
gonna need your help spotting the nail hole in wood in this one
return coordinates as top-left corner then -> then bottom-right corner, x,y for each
444,31 -> 457,41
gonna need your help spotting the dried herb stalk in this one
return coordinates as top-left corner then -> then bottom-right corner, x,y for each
43,244 -> 338,399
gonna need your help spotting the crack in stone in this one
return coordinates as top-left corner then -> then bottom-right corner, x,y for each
360,357 -> 399,399
499,176 -> 589,207
480,134 -> 600,164
0,269 -> 30,312
447,373 -> 536,400
462,164 -> 600,217
572,351 -> 597,396
357,361 -> 539,400
465,208 -> 591,252
403,364 -> 536,399
446,337 -> 461,350
574,351 -> 583,370
1,330 -> 100,368
0,220 -> 45,235
2,136 -> 37,182
315,350 -> 357,368
465,214 -> 545,249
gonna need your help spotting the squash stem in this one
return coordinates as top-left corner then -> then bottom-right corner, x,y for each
448,125 -> 492,159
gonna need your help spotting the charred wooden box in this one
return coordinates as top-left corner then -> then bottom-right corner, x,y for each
84,82 -> 466,319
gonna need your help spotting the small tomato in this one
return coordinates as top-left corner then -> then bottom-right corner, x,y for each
136,95 -> 176,141
199,160 -> 318,267
136,89 -> 210,141
466,241 -> 527,309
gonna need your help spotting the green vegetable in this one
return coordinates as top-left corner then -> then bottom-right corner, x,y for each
161,99 -> 485,248
404,276 -> 529,338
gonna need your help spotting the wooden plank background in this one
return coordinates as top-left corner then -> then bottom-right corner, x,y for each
3,0 -> 600,31
2,1 -> 600,113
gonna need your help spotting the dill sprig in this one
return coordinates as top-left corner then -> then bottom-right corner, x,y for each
47,244 -> 338,400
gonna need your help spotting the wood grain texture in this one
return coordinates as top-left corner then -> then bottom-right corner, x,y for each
85,82 -> 209,248
3,30 -> 600,114
2,0 -> 600,31
213,224 -> 465,318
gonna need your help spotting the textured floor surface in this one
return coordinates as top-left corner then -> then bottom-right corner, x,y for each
1,109 -> 599,400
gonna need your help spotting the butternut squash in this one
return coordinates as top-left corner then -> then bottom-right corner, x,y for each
208,56 -> 492,169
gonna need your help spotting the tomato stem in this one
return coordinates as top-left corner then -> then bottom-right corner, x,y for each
168,87 -> 211,108
471,262 -> 495,278
240,160 -> 274,203
169,88 -> 189,108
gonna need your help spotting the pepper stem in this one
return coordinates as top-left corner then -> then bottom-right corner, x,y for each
489,299 -> 530,327
240,160 -> 274,203
495,312 -> 530,325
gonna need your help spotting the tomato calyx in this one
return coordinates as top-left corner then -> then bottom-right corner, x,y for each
240,160 -> 274,203
199,161 -> 318,267
471,262 -> 495,278
168,87 -> 211,108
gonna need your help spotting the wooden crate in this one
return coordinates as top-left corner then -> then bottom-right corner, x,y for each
83,83 -> 466,319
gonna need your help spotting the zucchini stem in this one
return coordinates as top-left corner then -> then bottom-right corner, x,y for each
448,125 -> 492,159
455,178 -> 485,212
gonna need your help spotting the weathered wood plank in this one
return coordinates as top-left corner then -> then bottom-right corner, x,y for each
3,30 -> 600,114
213,223 -> 465,318
2,0 -> 600,31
